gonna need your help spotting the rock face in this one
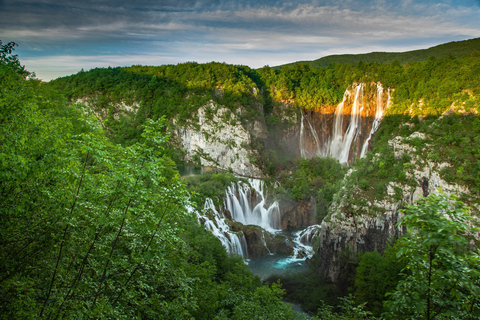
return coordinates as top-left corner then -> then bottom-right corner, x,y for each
316,131 -> 470,283
176,102 -> 264,178
279,197 -> 317,229
233,224 -> 293,259
318,209 -> 405,282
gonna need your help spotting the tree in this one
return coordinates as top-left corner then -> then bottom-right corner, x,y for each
384,191 -> 480,319
0,40 -> 30,76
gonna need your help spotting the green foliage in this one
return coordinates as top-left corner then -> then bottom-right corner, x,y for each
183,172 -> 243,208
48,62 -> 264,148
275,157 -> 346,220
384,192 -> 480,319
279,37 -> 480,68
354,242 -> 407,316
229,281 -> 297,320
0,57 -> 296,319
0,40 -> 30,77
428,114 -> 480,192
312,294 -> 375,320
270,269 -> 341,313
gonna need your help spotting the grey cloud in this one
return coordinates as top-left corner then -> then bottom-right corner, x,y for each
3,0 -> 480,81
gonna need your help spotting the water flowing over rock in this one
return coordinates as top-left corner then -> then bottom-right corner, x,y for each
225,179 -> 281,232
195,199 -> 248,257
360,85 -> 390,158
297,82 -> 391,164
291,225 -> 321,260
195,179 -> 319,260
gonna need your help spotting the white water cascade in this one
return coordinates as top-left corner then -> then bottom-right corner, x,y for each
360,83 -> 387,158
336,83 -> 364,164
225,179 -> 281,232
300,111 -> 322,158
326,88 -> 350,159
291,225 -> 321,260
300,84 -> 364,164
194,179 -> 325,275
299,83 -> 391,164
195,198 -> 248,257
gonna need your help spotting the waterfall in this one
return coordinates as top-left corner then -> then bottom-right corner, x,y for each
386,88 -> 393,109
299,111 -> 322,158
338,84 -> 363,163
291,225 -> 321,260
225,179 -> 281,232
360,83 -> 386,158
325,84 -> 363,164
297,224 -> 321,246
194,180 -> 325,266
298,82 -> 392,164
300,112 -> 306,158
195,199 -> 248,258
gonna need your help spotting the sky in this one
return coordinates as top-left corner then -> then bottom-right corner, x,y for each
2,0 -> 480,81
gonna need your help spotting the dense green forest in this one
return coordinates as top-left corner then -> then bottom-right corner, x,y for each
3,38 -> 480,319
279,37 -> 480,68
0,41 -> 302,319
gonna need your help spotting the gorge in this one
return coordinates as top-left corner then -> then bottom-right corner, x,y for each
190,82 -> 393,280
4,39 -> 480,318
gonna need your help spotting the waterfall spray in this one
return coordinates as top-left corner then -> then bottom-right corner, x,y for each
225,179 -> 281,232
360,83 -> 386,158
196,199 -> 248,257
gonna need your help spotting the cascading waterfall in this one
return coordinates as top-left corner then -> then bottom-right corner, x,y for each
195,179 -> 323,270
300,111 -> 322,158
297,224 -> 321,246
327,89 -> 349,158
386,88 -> 393,109
360,83 -> 386,158
300,112 -> 306,158
306,83 -> 364,164
196,198 -> 248,257
291,225 -> 321,260
225,179 -> 281,232
300,83 -> 391,164
337,83 -> 363,164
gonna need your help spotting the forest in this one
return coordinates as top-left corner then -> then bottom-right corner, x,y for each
2,38 -> 480,319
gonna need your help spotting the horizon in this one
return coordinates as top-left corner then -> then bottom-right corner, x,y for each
2,0 -> 480,81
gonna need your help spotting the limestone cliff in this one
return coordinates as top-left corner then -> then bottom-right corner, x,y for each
175,102 -> 264,178
279,197 -> 317,229
317,130 -> 470,282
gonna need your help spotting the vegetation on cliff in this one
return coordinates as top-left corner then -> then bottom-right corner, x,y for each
3,36 -> 480,319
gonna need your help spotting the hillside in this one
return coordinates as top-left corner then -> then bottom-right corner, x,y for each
277,37 -> 480,68
2,38 -> 480,319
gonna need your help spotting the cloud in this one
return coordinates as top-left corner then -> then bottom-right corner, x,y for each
2,0 -> 480,80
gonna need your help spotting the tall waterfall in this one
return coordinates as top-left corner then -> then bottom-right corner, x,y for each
322,83 -> 364,164
300,111 -> 322,158
299,82 -> 391,164
327,89 -> 349,158
360,83 -> 386,158
225,179 -> 281,232
337,83 -> 363,164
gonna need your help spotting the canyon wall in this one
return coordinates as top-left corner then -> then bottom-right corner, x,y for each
176,102 -> 265,178
317,131 -> 470,282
